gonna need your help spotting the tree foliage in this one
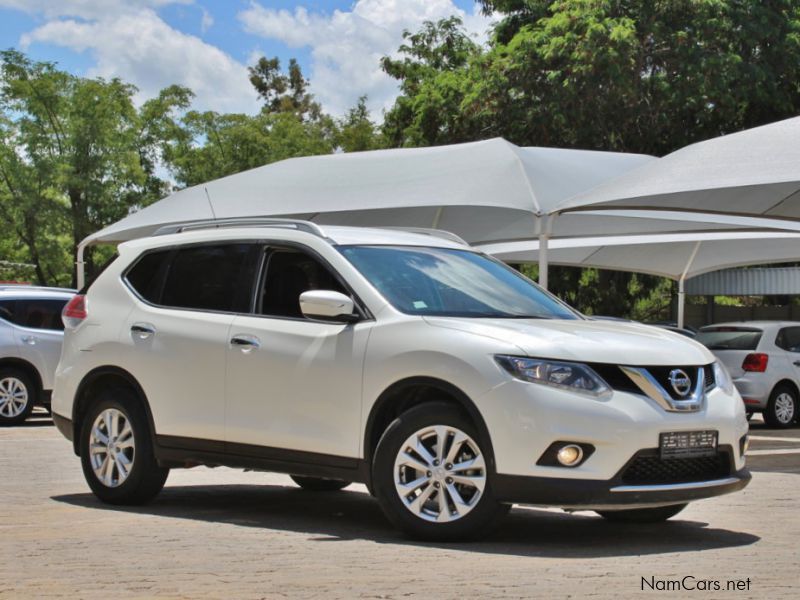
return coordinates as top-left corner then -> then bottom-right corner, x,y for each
385,1 -> 800,155
0,50 -> 188,285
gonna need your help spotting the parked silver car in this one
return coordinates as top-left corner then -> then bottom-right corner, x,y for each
0,286 -> 74,425
696,321 -> 800,428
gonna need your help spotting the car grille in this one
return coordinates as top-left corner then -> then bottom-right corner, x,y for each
704,366 -> 716,390
589,363 -> 717,397
619,449 -> 731,485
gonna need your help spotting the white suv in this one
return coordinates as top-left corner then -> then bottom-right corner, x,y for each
0,286 -> 74,425
52,221 -> 750,540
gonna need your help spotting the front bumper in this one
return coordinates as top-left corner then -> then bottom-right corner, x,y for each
494,466 -> 751,509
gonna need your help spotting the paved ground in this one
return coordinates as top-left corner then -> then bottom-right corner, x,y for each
1,412 -> 798,599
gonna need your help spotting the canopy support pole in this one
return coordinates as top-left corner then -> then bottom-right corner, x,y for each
538,214 -> 554,290
677,241 -> 702,329
76,239 -> 89,290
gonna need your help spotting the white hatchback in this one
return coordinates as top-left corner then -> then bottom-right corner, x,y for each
697,322 -> 800,428
52,221 -> 750,540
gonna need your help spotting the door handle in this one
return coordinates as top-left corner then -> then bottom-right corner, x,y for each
131,323 -> 156,339
794,361 -> 800,367
20,335 -> 37,345
230,334 -> 260,351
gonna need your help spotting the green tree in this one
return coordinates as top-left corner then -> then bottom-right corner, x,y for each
164,110 -> 338,187
381,17 -> 483,147
337,96 -> 385,152
248,56 -> 323,121
470,0 -> 800,154
0,50 -> 189,286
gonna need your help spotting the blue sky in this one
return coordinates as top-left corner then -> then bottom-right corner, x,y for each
0,1 -> 492,117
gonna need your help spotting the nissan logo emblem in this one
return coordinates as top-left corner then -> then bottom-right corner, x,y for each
668,369 -> 692,397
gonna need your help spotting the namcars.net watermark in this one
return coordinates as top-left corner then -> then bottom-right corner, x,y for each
642,576 -> 752,592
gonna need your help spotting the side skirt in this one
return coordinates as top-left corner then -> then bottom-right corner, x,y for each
154,435 -> 371,485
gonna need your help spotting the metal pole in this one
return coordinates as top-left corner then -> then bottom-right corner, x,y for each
677,241 -> 702,329
538,233 -> 549,289
76,240 -> 88,290
538,214 -> 554,290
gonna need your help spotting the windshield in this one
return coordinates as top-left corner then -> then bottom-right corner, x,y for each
339,245 -> 578,319
696,327 -> 763,350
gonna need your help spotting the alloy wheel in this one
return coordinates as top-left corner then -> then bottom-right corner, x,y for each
0,377 -> 28,418
393,425 -> 486,523
774,392 -> 796,424
89,408 -> 136,488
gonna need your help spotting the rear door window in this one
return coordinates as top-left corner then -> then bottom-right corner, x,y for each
0,298 -> 68,331
161,244 -> 258,313
776,327 -> 800,352
696,327 -> 763,351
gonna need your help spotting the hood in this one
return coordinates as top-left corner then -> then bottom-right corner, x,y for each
423,317 -> 714,366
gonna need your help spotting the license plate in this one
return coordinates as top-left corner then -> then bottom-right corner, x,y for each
659,430 -> 718,459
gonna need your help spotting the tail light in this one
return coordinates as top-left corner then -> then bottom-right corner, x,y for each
62,294 -> 87,328
742,353 -> 768,373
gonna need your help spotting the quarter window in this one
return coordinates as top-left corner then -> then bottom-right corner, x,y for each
126,250 -> 171,303
776,327 -> 800,352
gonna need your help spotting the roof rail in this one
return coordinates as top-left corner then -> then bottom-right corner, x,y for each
0,285 -> 76,293
378,227 -> 469,246
152,217 -> 328,239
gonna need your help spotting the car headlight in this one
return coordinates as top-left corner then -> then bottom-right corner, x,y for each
712,361 -> 735,395
495,355 -> 612,399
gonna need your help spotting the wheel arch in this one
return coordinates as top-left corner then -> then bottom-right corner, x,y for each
0,357 -> 43,398
772,379 -> 799,399
363,377 -> 496,480
71,366 -> 157,456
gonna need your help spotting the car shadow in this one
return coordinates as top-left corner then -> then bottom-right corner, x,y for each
52,484 -> 759,558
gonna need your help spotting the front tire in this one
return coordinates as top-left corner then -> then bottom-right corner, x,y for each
0,368 -> 36,426
79,388 -> 169,505
763,385 -> 797,428
372,402 -> 506,541
596,503 -> 687,523
290,475 -> 350,491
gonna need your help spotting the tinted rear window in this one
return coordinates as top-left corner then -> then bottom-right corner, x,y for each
696,327 -> 763,351
161,244 -> 255,312
0,298 -> 68,331
126,250 -> 171,303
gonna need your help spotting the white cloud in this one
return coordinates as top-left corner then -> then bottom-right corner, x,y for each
16,4 -> 259,114
239,0 -> 494,117
200,7 -> 214,33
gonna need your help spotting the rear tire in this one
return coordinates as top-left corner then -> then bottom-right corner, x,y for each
763,385 -> 797,429
372,402 -> 506,541
0,368 -> 37,426
596,503 -> 687,523
79,387 -> 168,505
290,475 -> 350,491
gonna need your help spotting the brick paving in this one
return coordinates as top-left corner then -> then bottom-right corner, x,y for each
1,416 -> 798,599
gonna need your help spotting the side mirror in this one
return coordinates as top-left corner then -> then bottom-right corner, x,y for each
299,290 -> 358,323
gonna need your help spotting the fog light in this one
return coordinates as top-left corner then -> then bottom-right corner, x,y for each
556,444 -> 584,467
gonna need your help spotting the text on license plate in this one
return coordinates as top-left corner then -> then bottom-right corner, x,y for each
659,430 -> 718,459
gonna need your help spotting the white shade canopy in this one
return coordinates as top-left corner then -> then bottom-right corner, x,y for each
478,231 -> 800,281
84,138 -> 738,246
557,116 -> 800,220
